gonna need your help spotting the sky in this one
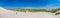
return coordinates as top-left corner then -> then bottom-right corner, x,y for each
0,0 -> 60,9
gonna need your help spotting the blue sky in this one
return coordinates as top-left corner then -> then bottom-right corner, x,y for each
0,0 -> 60,9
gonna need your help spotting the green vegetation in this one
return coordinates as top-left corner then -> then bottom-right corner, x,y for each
10,9 -> 49,12
9,8 -> 60,15
55,12 -> 60,15
9,8 -> 60,12
30,9 -> 49,12
49,9 -> 57,13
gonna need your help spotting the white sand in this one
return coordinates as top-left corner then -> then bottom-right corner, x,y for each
0,7 -> 60,18
0,12 -> 56,18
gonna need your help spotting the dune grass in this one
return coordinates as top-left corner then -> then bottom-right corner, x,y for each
9,8 -> 60,15
9,8 -> 60,12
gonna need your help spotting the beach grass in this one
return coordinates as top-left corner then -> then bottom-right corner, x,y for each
9,8 -> 60,15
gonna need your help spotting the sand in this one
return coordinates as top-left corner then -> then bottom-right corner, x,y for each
0,7 -> 60,18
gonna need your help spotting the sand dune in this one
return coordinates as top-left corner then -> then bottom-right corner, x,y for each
0,7 -> 60,18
